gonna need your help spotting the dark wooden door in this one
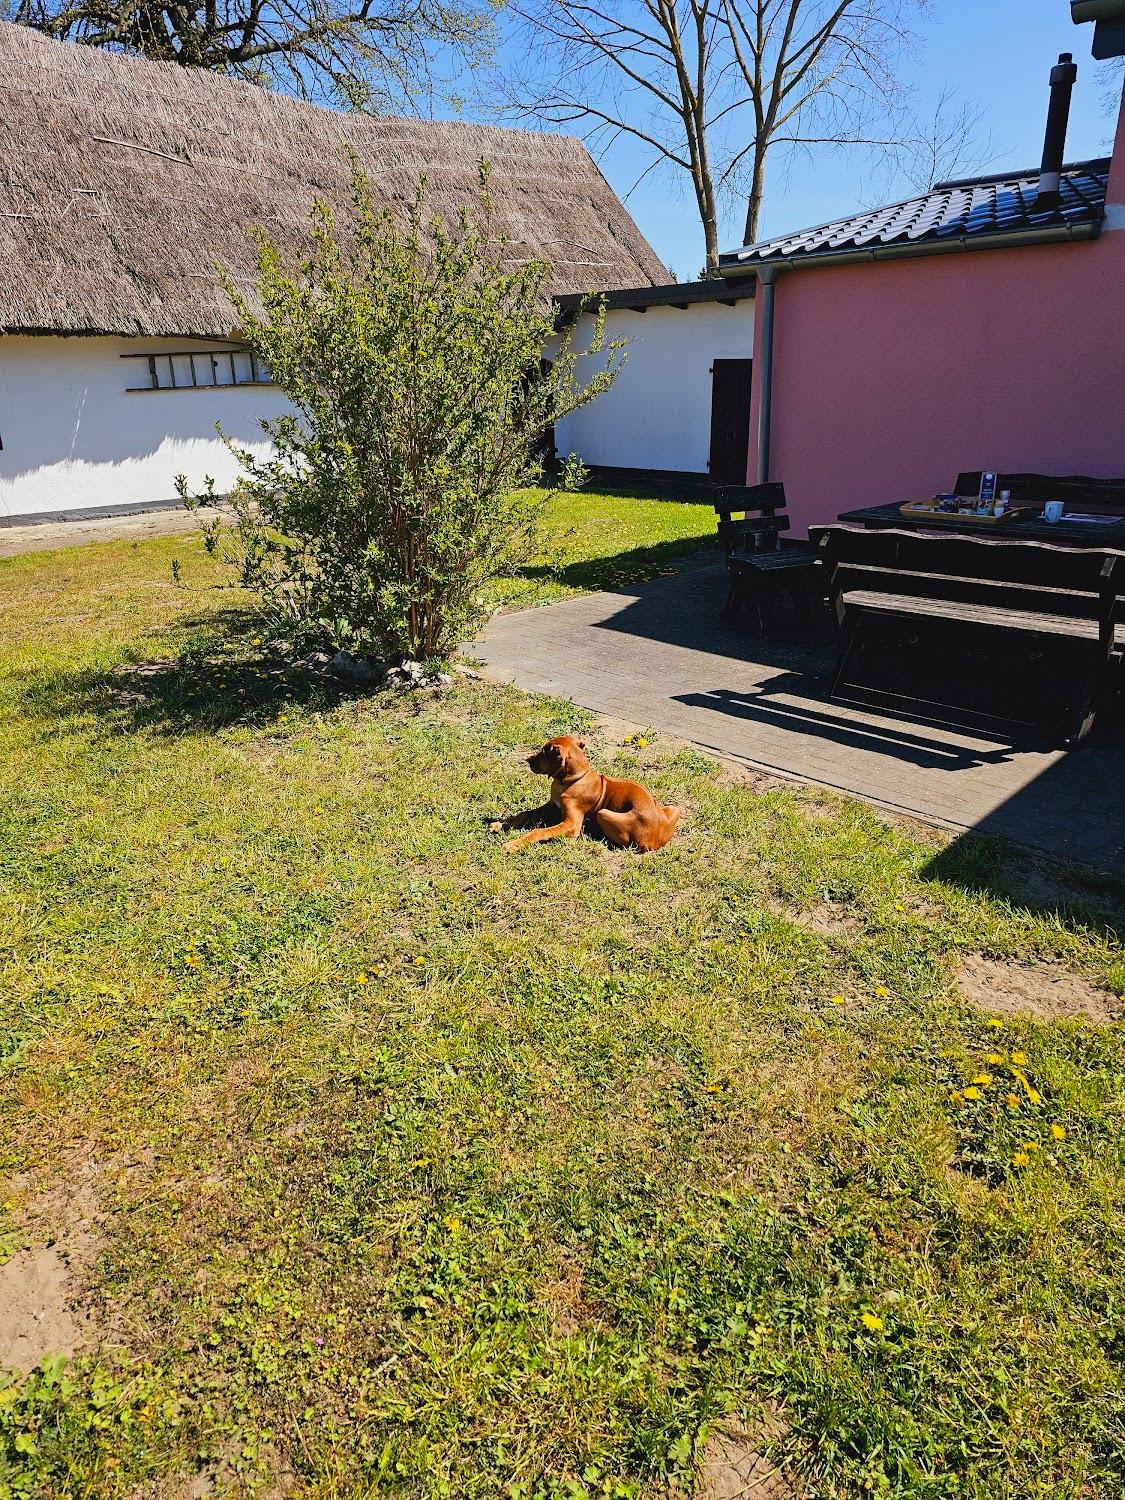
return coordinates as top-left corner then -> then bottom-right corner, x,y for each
708,359 -> 753,485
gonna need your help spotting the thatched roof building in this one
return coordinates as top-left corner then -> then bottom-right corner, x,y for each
0,22 -> 666,339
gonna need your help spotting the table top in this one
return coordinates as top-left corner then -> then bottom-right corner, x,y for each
838,500 -> 1125,548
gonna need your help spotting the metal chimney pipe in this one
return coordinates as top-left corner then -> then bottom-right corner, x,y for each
1037,52 -> 1078,208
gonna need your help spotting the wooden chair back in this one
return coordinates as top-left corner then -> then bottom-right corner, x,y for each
713,482 -> 789,556
955,471 -> 1125,514
810,525 -> 1119,629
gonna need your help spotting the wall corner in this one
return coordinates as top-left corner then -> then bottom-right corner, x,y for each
1105,74 -> 1125,226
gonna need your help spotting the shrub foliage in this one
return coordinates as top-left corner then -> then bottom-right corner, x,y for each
181,164 -> 623,660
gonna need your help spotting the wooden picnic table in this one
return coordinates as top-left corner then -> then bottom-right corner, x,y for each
837,500 -> 1125,549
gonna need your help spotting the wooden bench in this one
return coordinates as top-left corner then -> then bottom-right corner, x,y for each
713,483 -> 818,635
810,525 -> 1123,744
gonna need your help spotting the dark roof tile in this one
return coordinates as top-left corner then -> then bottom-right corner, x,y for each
720,159 -> 1110,268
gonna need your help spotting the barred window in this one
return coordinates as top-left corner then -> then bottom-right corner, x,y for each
122,345 -> 272,392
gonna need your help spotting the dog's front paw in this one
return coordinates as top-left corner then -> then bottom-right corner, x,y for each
501,837 -> 523,853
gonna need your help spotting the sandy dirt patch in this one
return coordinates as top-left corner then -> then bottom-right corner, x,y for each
0,1167 -> 100,1373
781,902 -> 861,938
957,953 -> 1122,1024
0,505 -> 223,558
694,1418 -> 800,1498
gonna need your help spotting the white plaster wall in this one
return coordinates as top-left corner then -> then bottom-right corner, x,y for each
554,300 -> 754,474
0,335 -> 293,519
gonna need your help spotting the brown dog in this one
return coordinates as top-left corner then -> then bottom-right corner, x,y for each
494,735 -> 680,853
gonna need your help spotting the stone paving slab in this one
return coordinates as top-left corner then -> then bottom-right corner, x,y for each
475,555 -> 1125,873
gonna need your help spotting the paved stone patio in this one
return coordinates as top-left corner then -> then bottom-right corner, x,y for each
476,554 -> 1125,873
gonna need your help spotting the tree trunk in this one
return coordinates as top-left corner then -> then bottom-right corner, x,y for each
702,211 -> 720,276
742,144 -> 768,247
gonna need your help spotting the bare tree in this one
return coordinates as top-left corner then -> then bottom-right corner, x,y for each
10,0 -> 493,112
501,0 -> 923,273
894,85 -> 999,193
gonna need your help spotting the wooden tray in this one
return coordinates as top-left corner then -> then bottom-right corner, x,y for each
898,502 -> 1029,525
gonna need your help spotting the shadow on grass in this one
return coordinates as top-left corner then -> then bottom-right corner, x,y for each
921,832 -> 1125,945
20,609 -> 375,738
513,533 -> 718,596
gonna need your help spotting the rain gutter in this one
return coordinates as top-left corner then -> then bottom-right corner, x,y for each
720,216 -> 1101,280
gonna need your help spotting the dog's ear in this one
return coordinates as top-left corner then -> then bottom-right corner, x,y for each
545,742 -> 563,770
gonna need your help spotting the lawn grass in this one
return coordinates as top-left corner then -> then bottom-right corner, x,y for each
2,498 -> 1125,1499
489,485 -> 718,609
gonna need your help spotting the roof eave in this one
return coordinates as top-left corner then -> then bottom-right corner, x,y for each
553,278 -> 757,315
718,216 -> 1103,279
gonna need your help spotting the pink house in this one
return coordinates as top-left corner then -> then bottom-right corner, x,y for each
719,67 -> 1125,538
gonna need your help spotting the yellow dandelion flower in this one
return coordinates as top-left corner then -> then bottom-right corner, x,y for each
1050,1124 -> 1066,1140
1010,1050 -> 1028,1065
252,637 -> 262,646
1006,1093 -> 1021,1109
356,972 -> 368,985
894,902 -> 905,911
875,986 -> 890,998
1012,1070 -> 1040,1104
860,1312 -> 884,1332
314,805 -> 324,814
1012,1152 -> 1030,1167
636,737 -> 648,747
971,1073 -> 992,1087
829,994 -> 846,1006
949,1090 -> 964,1103
184,954 -> 201,968
443,1215 -> 461,1233
962,1087 -> 981,1101
987,1018 -> 1004,1028
986,1052 -> 1005,1065
938,1048 -> 956,1058
412,1158 -> 431,1168
1023,1142 -> 1040,1153
414,955 -> 426,966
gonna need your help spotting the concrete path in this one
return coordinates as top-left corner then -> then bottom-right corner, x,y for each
476,555 -> 1125,873
0,505 -> 209,558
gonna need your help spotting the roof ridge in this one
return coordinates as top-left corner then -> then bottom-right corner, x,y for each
933,156 -> 1112,191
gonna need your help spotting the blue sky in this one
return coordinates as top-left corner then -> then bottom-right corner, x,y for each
504,1 -> 1123,279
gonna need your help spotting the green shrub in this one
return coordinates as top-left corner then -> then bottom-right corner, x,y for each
180,163 -> 622,661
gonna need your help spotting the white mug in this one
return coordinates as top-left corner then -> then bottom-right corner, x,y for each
1044,501 -> 1064,523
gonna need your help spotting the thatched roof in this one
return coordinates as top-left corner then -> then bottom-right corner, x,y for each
0,22 -> 666,338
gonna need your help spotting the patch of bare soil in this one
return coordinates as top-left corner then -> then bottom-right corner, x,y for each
694,1418 -> 801,1499
126,1445 -> 296,1499
781,902 -> 861,938
540,1255 -> 604,1338
0,505 -> 213,559
957,953 -> 1122,1024
0,1163 -> 101,1374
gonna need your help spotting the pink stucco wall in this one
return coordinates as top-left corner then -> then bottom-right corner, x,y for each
750,82 -> 1125,537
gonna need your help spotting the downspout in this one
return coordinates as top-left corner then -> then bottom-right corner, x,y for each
755,265 -> 778,485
